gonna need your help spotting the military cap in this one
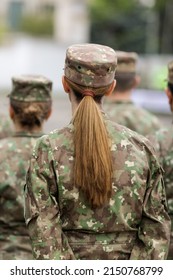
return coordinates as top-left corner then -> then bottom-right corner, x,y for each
115,51 -> 138,75
9,75 -> 52,102
168,61 -> 173,85
64,43 -> 117,88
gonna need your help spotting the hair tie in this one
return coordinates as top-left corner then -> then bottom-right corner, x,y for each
82,89 -> 95,97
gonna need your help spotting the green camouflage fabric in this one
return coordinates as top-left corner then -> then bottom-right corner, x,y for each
104,100 -> 162,136
0,131 -> 43,260
9,75 -> 52,102
0,114 -> 13,139
24,115 -> 170,260
148,126 -> 173,259
64,44 -> 117,87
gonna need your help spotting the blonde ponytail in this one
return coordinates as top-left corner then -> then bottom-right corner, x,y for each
72,91 -> 113,208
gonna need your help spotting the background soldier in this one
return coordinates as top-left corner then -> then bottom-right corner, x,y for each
104,51 -> 162,136
0,75 -> 52,259
24,44 -> 170,260
148,61 -> 173,260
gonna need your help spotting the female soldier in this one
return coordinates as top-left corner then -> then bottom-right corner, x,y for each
0,75 -> 52,259
24,44 -> 170,260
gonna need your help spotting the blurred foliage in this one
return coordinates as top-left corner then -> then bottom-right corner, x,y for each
154,0 -> 167,9
20,14 -> 54,37
89,0 -> 173,54
90,0 -> 136,19
153,0 -> 173,53
0,24 -> 7,44
19,5 -> 54,37
151,66 -> 167,90
90,0 -> 149,52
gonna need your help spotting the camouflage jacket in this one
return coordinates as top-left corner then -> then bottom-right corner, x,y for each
104,100 -> 162,136
24,117 -> 170,260
0,131 -> 43,260
148,126 -> 173,259
0,114 -> 13,139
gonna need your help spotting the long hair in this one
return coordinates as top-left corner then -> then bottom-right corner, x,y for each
65,77 -> 113,208
10,99 -> 52,130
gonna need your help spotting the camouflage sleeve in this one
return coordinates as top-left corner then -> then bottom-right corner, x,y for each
130,163 -> 171,259
24,135 -> 75,260
147,133 -> 162,159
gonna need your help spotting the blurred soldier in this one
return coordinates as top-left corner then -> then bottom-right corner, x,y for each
24,44 -> 170,260
104,51 -> 162,136
0,114 -> 13,139
0,75 -> 52,259
148,61 -> 173,260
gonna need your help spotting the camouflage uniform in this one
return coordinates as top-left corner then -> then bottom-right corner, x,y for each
104,99 -> 162,136
148,61 -> 173,260
104,51 -> 161,136
149,127 -> 173,259
0,114 -> 13,139
24,44 -> 170,260
0,75 -> 52,260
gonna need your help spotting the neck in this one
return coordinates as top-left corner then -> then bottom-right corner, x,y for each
13,121 -> 43,133
70,92 -> 103,115
107,90 -> 132,101
71,100 -> 79,116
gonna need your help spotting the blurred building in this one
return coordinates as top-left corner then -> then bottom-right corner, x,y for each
0,0 -> 90,44
54,0 -> 90,44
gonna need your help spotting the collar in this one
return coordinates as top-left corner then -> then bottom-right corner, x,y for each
105,99 -> 133,105
12,131 -> 44,138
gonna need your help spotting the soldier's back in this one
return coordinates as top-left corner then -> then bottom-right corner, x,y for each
0,132 -> 43,259
148,127 -> 173,259
104,100 -> 162,136
25,117 -> 169,259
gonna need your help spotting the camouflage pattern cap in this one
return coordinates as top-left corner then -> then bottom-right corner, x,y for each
168,61 -> 173,85
115,51 -> 138,75
9,75 -> 52,102
64,43 -> 117,88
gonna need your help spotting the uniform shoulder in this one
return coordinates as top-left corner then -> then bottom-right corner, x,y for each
34,123 -> 74,152
151,127 -> 173,156
136,106 -> 160,122
0,137 -> 21,165
155,127 -> 172,139
48,124 -> 73,144
149,127 -> 171,146
107,119 -> 157,160
0,137 -> 16,150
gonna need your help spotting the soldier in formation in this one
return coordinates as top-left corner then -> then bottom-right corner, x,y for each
104,51 -> 162,136
24,44 -> 170,260
148,61 -> 173,260
0,75 -> 52,259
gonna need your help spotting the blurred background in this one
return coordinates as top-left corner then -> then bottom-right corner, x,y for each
0,0 -> 173,132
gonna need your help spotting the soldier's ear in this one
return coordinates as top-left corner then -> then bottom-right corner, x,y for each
105,80 -> 116,96
134,75 -> 141,87
45,108 -> 52,120
62,76 -> 70,94
9,105 -> 14,120
165,87 -> 173,105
